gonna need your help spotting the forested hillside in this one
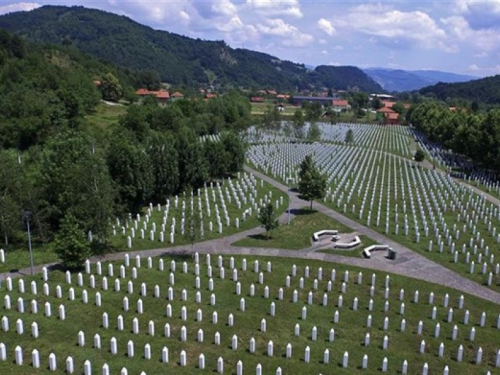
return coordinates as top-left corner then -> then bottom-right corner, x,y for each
410,101 -> 500,170
420,75 -> 500,105
0,27 -> 249,257
0,28 -> 137,149
0,5 -> 383,92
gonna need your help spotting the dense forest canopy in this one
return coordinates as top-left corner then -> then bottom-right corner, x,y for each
0,28 -> 249,257
410,101 -> 500,171
0,5 -> 384,92
419,75 -> 500,106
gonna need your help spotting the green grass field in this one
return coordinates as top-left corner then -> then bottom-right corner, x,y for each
1,255 -> 499,374
232,208 -> 356,250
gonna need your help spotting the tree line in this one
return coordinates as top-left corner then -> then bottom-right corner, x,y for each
410,101 -> 500,170
0,29 -> 249,256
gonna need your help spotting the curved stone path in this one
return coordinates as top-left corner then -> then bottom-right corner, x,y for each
2,166 -> 500,305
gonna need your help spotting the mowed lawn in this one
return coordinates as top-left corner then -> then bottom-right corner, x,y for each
0,255 -> 499,374
232,208 -> 355,250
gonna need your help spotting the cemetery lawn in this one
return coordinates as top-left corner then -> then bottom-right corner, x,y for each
0,246 -> 59,274
2,254 -> 500,375
231,209 -> 354,250
110,181 -> 287,252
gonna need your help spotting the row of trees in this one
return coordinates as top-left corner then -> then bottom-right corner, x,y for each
0,38 -> 249,257
0,125 -> 246,250
410,101 -> 500,169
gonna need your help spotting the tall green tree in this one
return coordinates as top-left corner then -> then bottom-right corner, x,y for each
40,130 -> 116,242
220,132 -> 246,175
298,155 -> 327,210
54,214 -> 91,270
345,129 -> 354,144
292,110 -> 305,138
307,123 -> 322,142
204,139 -> 228,180
258,203 -> 279,239
148,132 -> 179,202
100,72 -> 123,102
107,128 -> 153,215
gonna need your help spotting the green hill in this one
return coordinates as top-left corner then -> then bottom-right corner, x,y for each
419,74 -> 500,105
0,5 -> 383,92
0,26 -> 137,149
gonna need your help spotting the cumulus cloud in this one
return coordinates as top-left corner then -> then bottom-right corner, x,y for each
456,0 -> 500,29
317,18 -> 335,36
257,18 -> 313,46
191,0 -> 237,19
0,2 -> 40,15
441,15 -> 499,52
246,0 -> 302,18
331,4 -> 448,50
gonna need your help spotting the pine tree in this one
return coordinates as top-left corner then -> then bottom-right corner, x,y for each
54,214 -> 91,270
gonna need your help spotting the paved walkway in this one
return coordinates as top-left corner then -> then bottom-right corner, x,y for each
3,166 -> 500,305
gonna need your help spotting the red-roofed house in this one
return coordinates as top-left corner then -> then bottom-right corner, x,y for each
382,101 -> 396,109
135,88 -> 171,105
332,99 -> 350,111
205,93 -> 218,99
377,106 -> 400,125
250,96 -> 265,103
386,112 -> 400,125
277,94 -> 290,100
136,88 -> 151,96
170,92 -> 184,101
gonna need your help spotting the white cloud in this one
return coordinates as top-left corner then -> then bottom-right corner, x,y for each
317,18 -> 335,36
191,0 -> 237,19
257,18 -> 313,46
216,15 -> 243,32
0,2 -> 40,15
441,15 -> 499,52
456,0 -> 500,29
246,0 -> 302,18
331,5 -> 448,50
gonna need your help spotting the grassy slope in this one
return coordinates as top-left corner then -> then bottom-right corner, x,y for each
0,255 -> 499,374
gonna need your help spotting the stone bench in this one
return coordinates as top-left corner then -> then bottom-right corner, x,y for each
362,245 -> 390,259
333,236 -> 361,249
312,230 -> 339,242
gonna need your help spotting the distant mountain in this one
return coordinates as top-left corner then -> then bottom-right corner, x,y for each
0,5 -> 382,93
363,68 -> 476,92
419,75 -> 500,105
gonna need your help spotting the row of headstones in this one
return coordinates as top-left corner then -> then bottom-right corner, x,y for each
122,196 -> 281,247
319,123 -> 412,155
0,343 -> 149,374
268,141 -> 500,265
4,340 -> 495,375
1,303 -> 496,365
111,172 -> 273,244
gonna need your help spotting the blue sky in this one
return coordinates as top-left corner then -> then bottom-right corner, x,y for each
1,1 -> 500,77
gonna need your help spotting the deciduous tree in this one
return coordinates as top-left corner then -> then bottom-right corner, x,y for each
258,203 -> 279,239
298,155 -> 327,210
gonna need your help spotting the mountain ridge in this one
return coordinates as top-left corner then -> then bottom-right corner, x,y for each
363,68 -> 477,92
0,5 -> 383,92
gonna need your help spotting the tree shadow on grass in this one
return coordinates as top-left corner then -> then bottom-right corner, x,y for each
245,234 -> 271,241
290,208 -> 317,216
